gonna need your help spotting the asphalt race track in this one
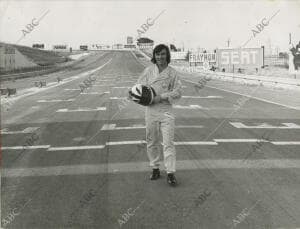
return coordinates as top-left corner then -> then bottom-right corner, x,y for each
1,51 -> 300,229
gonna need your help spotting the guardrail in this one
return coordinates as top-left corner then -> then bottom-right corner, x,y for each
0,88 -> 17,96
0,58 -> 85,82
172,65 -> 300,89
210,72 -> 300,87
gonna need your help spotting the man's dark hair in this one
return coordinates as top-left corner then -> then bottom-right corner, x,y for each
151,44 -> 171,64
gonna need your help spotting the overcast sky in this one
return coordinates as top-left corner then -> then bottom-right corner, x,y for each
0,0 -> 299,52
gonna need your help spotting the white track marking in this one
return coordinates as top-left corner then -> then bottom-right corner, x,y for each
173,105 -> 209,110
182,96 -> 223,99
100,124 -> 204,130
1,59 -> 113,114
2,140 -> 299,152
203,84 -> 300,111
272,141 -> 300,145
101,124 -> 144,130
64,89 -> 80,91
94,84 -> 115,87
3,159 -> 300,177
56,107 -> 106,112
276,227 -> 300,229
176,125 -> 204,128
1,145 -> 50,150
1,127 -> 39,134
110,97 -> 127,100
80,92 -> 109,95
230,122 -> 300,129
37,99 -> 75,103
48,145 -> 105,151
102,74 -> 139,78
106,140 -> 146,145
174,141 -> 217,145
214,139 -> 270,143
112,86 -> 131,89
101,124 -> 117,130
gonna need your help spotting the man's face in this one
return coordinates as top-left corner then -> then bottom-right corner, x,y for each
155,49 -> 168,66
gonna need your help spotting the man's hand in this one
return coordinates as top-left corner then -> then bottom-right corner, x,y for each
152,95 -> 162,104
128,90 -> 133,100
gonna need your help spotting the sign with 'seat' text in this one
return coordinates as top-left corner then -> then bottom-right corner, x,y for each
217,48 -> 263,68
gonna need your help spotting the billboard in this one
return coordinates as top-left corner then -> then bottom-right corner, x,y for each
189,52 -> 216,63
90,44 -> 110,50
217,48 -> 263,69
32,44 -> 44,49
171,51 -> 187,60
53,45 -> 68,52
127,36 -> 133,45
80,45 -> 88,51
124,44 -> 136,49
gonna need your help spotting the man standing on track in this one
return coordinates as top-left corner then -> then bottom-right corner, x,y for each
137,44 -> 182,186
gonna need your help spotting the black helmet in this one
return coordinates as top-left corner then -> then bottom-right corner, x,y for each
129,84 -> 156,106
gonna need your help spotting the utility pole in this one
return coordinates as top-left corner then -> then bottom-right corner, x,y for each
227,38 -> 230,47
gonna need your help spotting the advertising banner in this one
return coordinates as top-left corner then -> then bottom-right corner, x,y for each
217,48 -> 263,69
189,52 -> 216,63
171,51 -> 188,60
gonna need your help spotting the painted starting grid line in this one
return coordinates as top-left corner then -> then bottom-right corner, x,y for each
2,139 -> 300,151
64,89 -> 81,91
230,122 -> 300,129
182,95 -> 223,99
109,96 -> 223,99
37,99 -> 75,103
2,159 -> 300,177
56,107 -> 107,112
112,86 -> 131,89
54,105 -> 211,112
94,84 -> 115,87
1,127 -> 39,135
173,105 -> 209,110
101,124 -> 204,130
80,92 -> 110,95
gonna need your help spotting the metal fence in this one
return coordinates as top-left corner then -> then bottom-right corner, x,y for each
264,55 -> 288,68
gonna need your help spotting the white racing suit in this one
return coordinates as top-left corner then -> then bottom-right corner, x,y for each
137,64 -> 182,173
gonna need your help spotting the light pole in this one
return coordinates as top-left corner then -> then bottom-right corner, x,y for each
227,38 -> 231,47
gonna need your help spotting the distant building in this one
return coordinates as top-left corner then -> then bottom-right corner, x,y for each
90,44 -> 110,50
137,37 -> 154,50
112,44 -> 123,49
124,44 -> 136,49
53,45 -> 68,52
32,44 -> 45,49
80,45 -> 88,51
127,36 -> 133,45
